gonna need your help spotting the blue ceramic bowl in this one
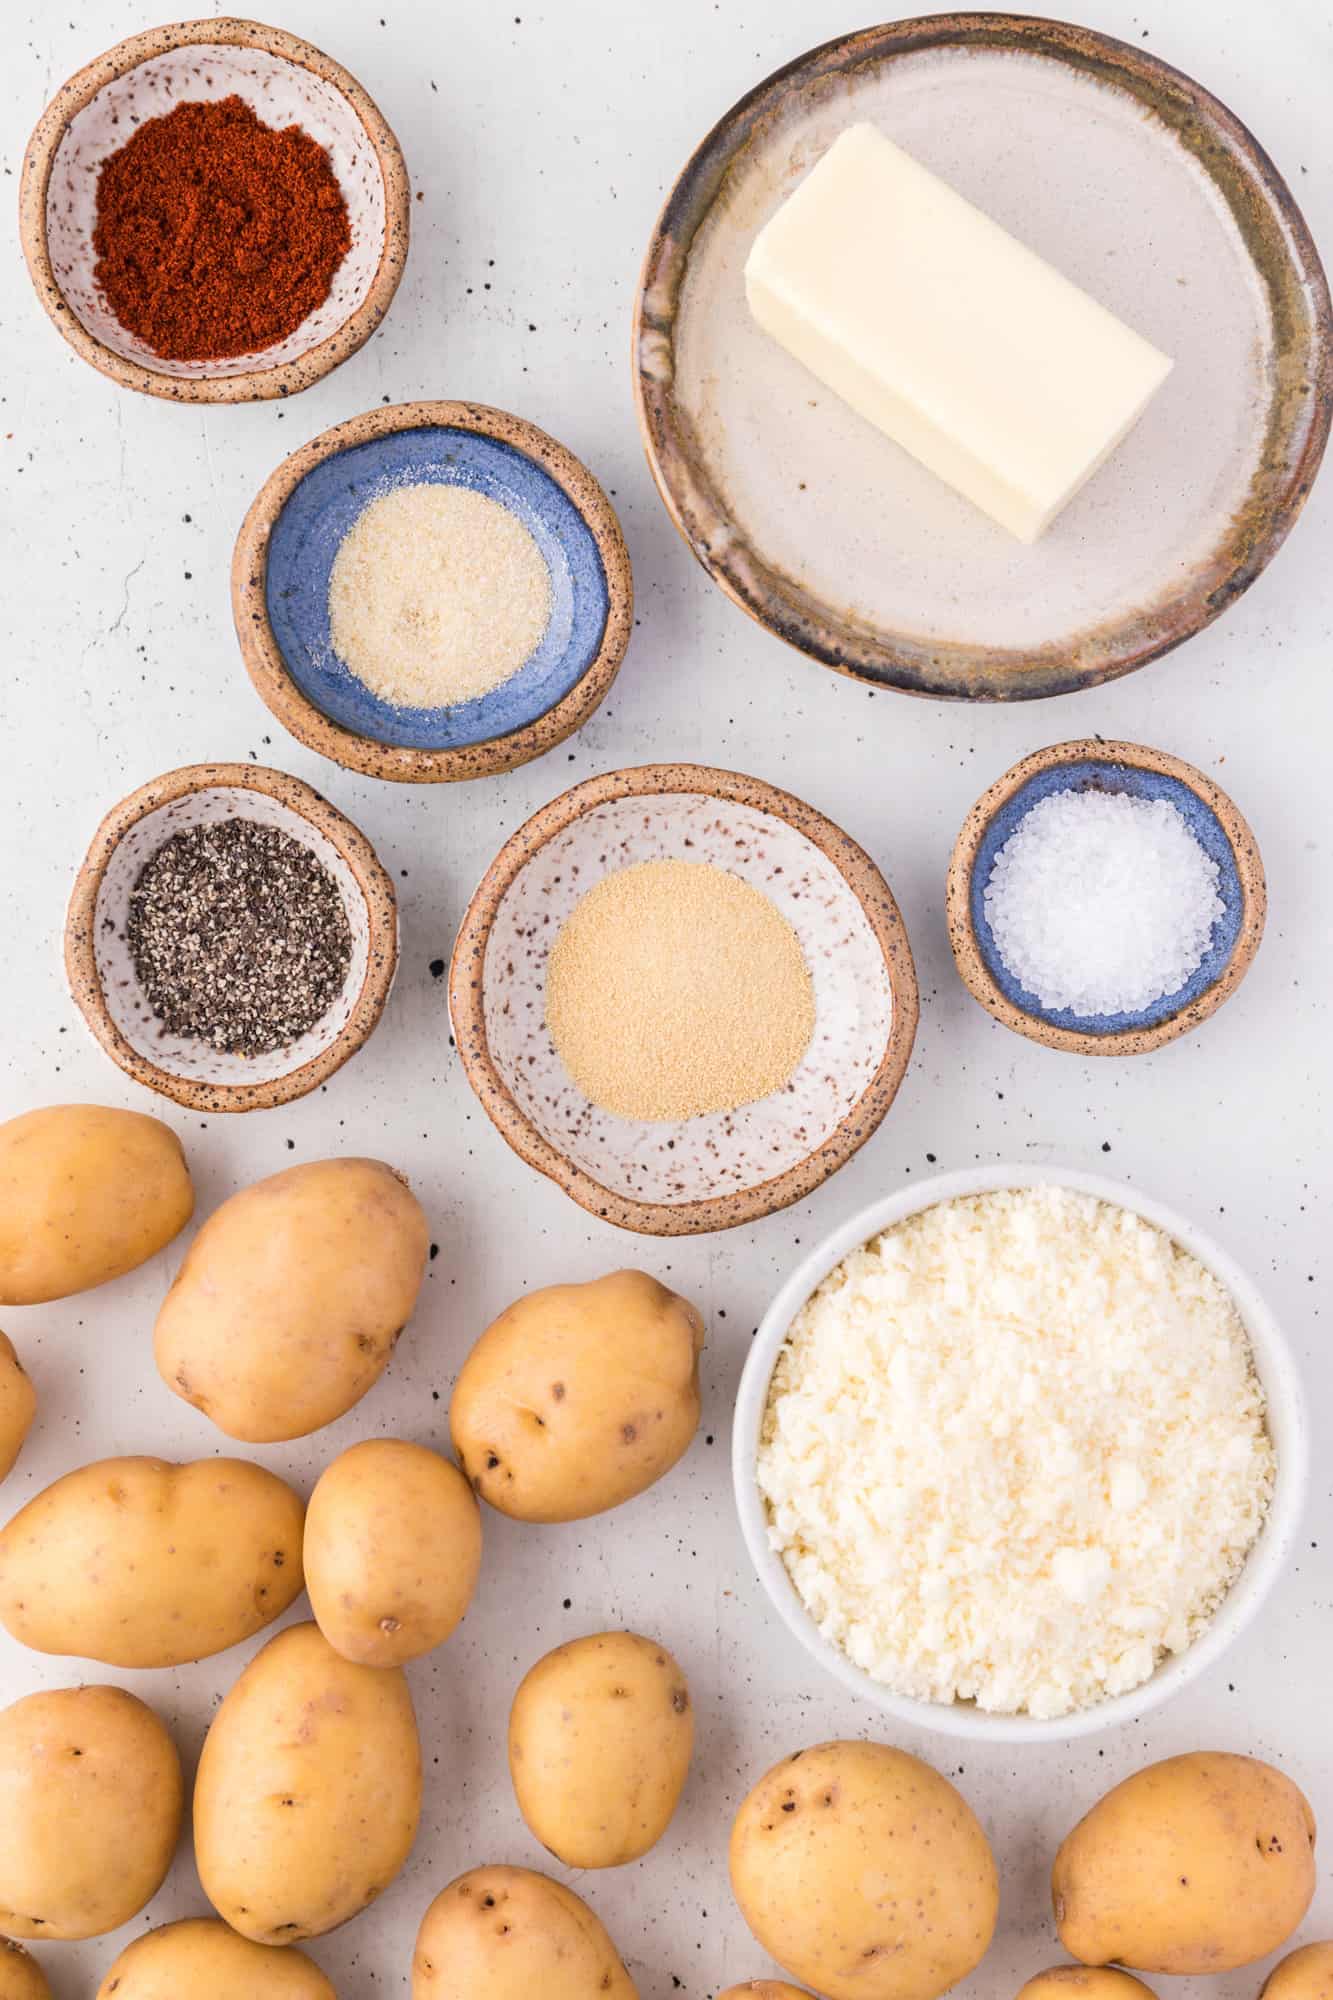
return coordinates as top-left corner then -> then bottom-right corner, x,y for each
947,741 -> 1266,1054
234,402 -> 633,782
267,427 -> 608,750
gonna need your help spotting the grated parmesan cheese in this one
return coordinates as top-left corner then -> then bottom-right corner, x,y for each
757,1186 -> 1275,1718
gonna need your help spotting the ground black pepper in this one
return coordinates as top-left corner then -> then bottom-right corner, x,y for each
126,818 -> 353,1056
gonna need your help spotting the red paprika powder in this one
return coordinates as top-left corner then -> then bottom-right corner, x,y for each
92,94 -> 352,363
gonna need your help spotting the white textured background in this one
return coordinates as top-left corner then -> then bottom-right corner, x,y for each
2,1 -> 1330,1995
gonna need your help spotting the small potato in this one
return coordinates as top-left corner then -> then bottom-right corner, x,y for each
0,1940 -> 51,2000
194,1621 -> 421,1945
412,1865 -> 636,2000
0,1104 -> 192,1306
509,1630 -> 692,1866
305,1439 -> 481,1667
1053,1751 -> 1316,1973
730,1740 -> 998,2000
0,1684 -> 183,1940
718,1986 -> 816,2000
0,1455 -> 305,1667
0,1334 -> 36,1484
1263,1945 -> 1333,2000
1018,1971 -> 1159,2000
96,1918 -> 337,1998
155,1158 -> 429,1443
451,1270 -> 704,1522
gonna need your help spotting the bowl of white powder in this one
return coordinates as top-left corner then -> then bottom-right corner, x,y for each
734,1167 -> 1306,1740
233,400 -> 632,782
946,739 -> 1266,1055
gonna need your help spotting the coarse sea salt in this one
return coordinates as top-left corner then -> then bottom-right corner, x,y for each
983,788 -> 1224,1016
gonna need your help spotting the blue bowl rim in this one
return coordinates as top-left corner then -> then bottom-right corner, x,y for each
946,739 -> 1266,1054
232,399 -> 633,784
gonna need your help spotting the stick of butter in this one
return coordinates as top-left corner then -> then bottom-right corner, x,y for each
744,124 -> 1173,542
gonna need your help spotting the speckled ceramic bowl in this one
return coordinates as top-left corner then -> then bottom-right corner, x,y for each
233,401 -> 634,783
635,15 -> 1331,699
65,763 -> 398,1112
19,17 -> 410,402
449,765 -> 918,1235
734,1166 -> 1308,1742
946,740 -> 1266,1054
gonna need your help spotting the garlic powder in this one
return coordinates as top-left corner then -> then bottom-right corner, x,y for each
757,1186 -> 1275,1718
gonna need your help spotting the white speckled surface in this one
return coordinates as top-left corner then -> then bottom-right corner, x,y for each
482,793 -> 892,1204
1,2 -> 1330,1998
47,42 -> 387,376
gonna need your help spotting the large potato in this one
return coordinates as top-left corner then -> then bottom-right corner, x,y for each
0,1455 -> 305,1667
1053,1752 -> 1316,1973
195,1621 -> 421,1944
1017,1971 -> 1159,2000
155,1158 -> 429,1442
451,1270 -> 704,1521
1263,1945 -> 1333,2000
412,1865 -> 636,2000
509,1630 -> 692,1866
730,1741 -> 998,2000
96,1918 -> 337,1998
0,1335 -> 36,1484
305,1439 -> 481,1667
0,1104 -> 192,1306
0,1684 -> 183,1940
0,1941 -> 50,2000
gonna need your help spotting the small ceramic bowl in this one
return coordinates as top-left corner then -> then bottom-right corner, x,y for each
449,764 -> 918,1234
65,763 -> 398,1113
20,17 -> 410,402
733,1165 -> 1308,1743
233,401 -> 634,783
946,739 -> 1266,1054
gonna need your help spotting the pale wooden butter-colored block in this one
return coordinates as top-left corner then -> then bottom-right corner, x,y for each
744,123 -> 1174,541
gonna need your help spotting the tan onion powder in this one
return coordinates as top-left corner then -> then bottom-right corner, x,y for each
328,482 -> 552,708
544,859 -> 816,1122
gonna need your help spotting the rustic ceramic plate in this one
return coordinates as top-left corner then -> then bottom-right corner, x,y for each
449,765 -> 918,1235
20,18 -> 410,403
635,15 -> 1332,699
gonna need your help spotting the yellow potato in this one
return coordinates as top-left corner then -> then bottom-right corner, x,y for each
305,1439 -> 481,1667
412,1865 -> 636,2000
0,1940 -> 50,2000
155,1158 -> 429,1442
1017,1970 -> 1159,2000
509,1630 -> 692,1866
730,1740 -> 998,2000
1263,1944 -> 1333,2000
0,1334 -> 36,1484
0,1104 -> 192,1306
194,1621 -> 421,1944
1053,1751 -> 1316,1973
0,1455 -> 305,1667
0,1684 -> 183,1940
718,1986 -> 816,2000
96,1918 -> 338,1998
451,1270 -> 704,1521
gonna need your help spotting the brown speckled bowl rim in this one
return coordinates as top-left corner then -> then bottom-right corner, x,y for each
64,762 -> 399,1112
19,16 -> 411,405
945,739 -> 1267,1054
633,12 -> 1333,701
231,399 -> 635,784
449,763 -> 920,1235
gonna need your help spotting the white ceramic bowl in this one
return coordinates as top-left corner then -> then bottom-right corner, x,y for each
732,1164 -> 1308,1742
20,18 -> 410,402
